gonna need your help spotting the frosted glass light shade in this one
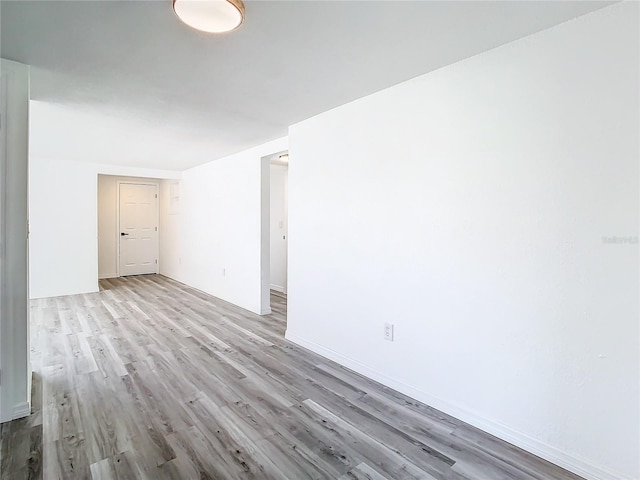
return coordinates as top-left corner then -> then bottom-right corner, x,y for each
173,0 -> 245,33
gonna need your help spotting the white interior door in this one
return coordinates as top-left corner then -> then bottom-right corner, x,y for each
119,183 -> 158,276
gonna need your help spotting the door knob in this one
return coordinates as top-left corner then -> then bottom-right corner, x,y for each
121,232 -> 129,236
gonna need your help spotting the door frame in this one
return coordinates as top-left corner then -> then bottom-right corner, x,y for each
116,181 -> 160,277
0,59 -> 30,422
259,150 -> 289,315
0,64 -> 7,422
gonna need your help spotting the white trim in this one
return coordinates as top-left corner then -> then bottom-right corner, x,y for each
116,181 -> 160,277
284,331 -> 628,480
0,59 -> 30,425
98,273 -> 117,280
11,401 -> 30,420
0,60 -> 8,424
259,155 -> 271,315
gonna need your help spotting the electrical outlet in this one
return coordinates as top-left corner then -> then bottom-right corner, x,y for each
384,323 -> 394,341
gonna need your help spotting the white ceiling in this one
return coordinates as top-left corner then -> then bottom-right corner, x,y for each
1,0 -> 613,171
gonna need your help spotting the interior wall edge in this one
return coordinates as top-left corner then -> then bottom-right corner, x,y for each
29,285 -> 99,301
0,58 -> 30,423
11,401 -> 31,420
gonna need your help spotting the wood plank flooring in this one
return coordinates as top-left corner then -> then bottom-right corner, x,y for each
1,275 -> 584,479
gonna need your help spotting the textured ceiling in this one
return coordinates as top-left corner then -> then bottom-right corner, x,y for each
1,0 -> 613,170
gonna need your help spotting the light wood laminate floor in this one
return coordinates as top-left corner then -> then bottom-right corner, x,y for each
1,275 -> 584,480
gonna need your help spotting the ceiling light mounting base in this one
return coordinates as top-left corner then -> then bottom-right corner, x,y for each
173,0 -> 245,34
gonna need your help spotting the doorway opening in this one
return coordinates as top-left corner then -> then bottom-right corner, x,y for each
97,175 -> 161,280
260,150 -> 289,317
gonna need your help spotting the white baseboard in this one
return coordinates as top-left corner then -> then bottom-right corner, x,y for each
12,401 -> 30,420
260,307 -> 272,315
284,331 -> 629,480
98,272 -> 117,279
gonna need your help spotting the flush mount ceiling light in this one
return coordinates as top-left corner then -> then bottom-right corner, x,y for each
173,0 -> 245,34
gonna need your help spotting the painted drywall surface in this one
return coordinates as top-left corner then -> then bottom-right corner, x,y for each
97,175 -> 117,279
286,4 -> 639,480
29,157 -> 97,298
0,59 -> 30,422
29,156 -> 179,299
270,164 -> 288,293
159,137 -> 288,314
159,179 -> 181,282
98,175 -> 162,279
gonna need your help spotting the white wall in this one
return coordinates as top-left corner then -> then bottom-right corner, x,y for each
29,156 -> 179,298
270,164 -> 288,293
98,174 -> 161,279
0,59 -> 30,422
286,4 -> 639,480
160,137 -> 288,315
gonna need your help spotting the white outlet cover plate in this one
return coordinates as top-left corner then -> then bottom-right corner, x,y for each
384,323 -> 394,341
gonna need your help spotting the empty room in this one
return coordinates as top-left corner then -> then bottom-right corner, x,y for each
0,1 -> 638,479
